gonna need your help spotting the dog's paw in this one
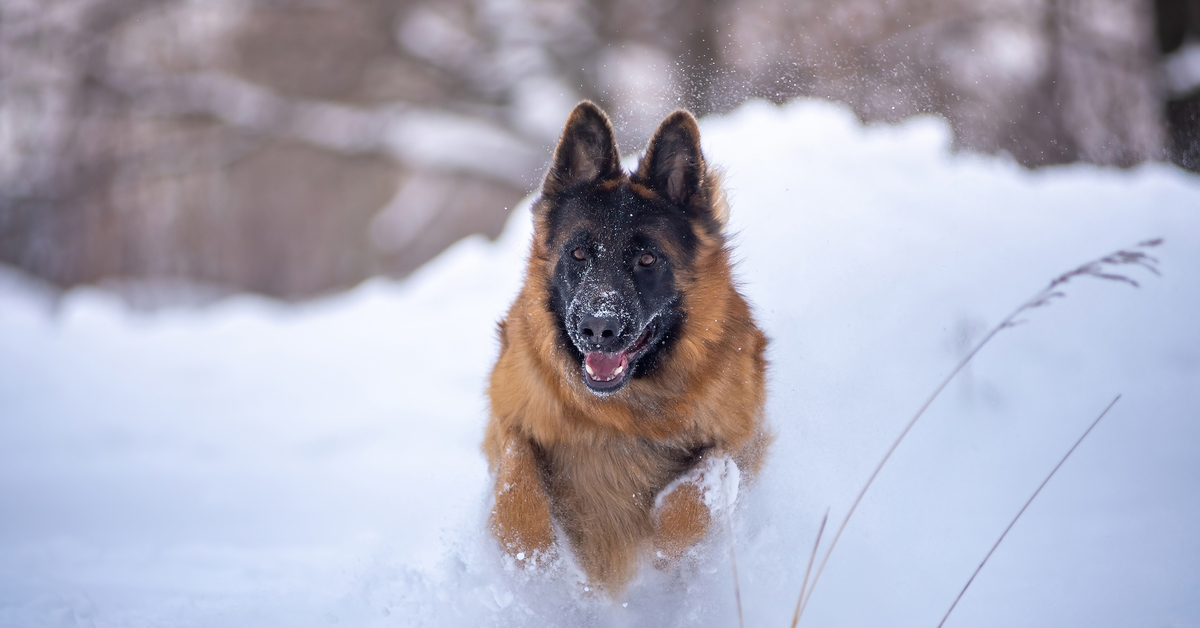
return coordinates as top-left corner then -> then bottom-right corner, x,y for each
650,454 -> 740,566
655,453 -> 741,517
490,490 -> 556,564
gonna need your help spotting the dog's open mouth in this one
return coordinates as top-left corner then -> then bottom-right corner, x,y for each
581,322 -> 656,392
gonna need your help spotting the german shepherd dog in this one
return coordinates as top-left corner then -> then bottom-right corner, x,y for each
484,102 -> 769,594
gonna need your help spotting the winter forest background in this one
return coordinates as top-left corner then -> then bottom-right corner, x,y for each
3,0 -> 1200,301
2,1 -> 1200,627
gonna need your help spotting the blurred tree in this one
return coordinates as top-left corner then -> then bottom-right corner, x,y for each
1157,0 -> 1200,170
0,0 -> 1183,304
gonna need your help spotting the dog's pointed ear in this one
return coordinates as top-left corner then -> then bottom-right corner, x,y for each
635,110 -> 708,208
542,102 -> 622,197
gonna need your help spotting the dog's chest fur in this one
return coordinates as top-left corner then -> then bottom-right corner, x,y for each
532,434 -> 708,574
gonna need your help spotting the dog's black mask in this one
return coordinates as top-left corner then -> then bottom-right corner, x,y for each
537,103 -> 716,396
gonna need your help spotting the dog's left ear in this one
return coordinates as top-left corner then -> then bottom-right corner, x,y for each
635,110 -> 709,210
542,101 -> 622,197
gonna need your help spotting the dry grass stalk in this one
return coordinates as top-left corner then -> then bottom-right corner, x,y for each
936,394 -> 1122,628
789,509 -> 828,628
790,238 -> 1162,626
724,473 -> 745,628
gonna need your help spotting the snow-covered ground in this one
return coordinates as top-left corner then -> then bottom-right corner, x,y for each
1,100 -> 1198,628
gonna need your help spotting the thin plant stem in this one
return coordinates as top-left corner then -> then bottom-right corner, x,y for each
796,315 -> 1009,620
724,464 -> 744,628
936,394 -> 1121,628
792,239 -> 1160,625
790,510 -> 828,628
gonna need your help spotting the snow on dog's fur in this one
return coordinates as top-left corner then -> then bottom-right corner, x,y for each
484,102 -> 771,595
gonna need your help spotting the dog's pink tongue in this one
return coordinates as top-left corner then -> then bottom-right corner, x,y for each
585,352 -> 627,382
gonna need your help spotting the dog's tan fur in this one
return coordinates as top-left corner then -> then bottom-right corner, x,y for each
484,104 -> 769,593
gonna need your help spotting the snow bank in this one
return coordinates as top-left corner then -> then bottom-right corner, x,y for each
1,99 -> 1198,627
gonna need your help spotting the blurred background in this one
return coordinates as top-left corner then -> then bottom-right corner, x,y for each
1,0 -> 1198,304
3,4 -> 1200,625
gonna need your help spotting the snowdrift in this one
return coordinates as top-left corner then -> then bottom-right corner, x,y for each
2,100 -> 1199,627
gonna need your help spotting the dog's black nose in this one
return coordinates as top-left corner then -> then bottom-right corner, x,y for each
579,315 -> 625,350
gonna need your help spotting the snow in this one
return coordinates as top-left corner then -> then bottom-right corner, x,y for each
655,456 -> 740,519
2,99 -> 1199,627
1164,40 -> 1200,96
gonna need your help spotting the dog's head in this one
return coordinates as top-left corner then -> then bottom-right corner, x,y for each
532,102 -> 729,396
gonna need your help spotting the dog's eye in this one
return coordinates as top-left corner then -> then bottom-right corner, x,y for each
572,248 -> 586,261
638,252 -> 656,266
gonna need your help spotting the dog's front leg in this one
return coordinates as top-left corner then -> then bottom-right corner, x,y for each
651,455 -> 740,565
651,481 -> 711,565
489,436 -> 556,563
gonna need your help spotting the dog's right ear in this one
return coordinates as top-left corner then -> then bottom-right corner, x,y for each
541,102 -> 621,197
